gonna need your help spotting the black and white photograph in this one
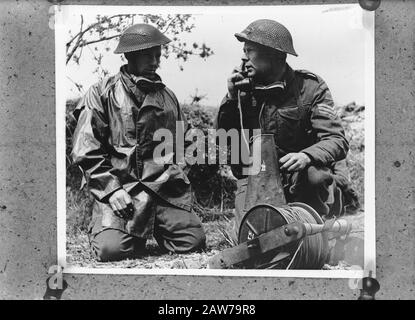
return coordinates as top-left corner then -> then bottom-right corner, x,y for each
55,4 -> 375,277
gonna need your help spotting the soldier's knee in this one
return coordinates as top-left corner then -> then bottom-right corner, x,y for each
178,228 -> 206,253
90,230 -> 126,262
306,166 -> 333,188
90,229 -> 145,262
157,226 -> 206,254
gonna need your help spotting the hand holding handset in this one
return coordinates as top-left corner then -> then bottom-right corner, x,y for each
228,61 -> 253,153
234,61 -> 253,92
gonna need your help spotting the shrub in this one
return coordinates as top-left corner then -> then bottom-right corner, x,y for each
181,104 -> 237,211
337,102 -> 365,207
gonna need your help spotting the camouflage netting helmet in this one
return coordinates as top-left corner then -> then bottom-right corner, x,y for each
235,19 -> 298,57
114,23 -> 171,54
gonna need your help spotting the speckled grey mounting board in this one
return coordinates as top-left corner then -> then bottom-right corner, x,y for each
0,0 -> 413,300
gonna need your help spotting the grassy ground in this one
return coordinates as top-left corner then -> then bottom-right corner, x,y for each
66,102 -> 365,270
66,210 -> 364,269
67,216 -> 235,269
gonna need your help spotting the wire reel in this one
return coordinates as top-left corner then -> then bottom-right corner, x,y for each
238,202 -> 329,269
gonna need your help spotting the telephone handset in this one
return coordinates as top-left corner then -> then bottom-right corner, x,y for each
234,61 -> 253,92
234,61 -> 287,94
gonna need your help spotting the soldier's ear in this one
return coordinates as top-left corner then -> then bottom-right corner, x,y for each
271,52 -> 286,67
275,52 -> 287,62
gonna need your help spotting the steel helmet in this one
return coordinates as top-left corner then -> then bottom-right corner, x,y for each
114,23 -> 171,54
235,19 -> 298,57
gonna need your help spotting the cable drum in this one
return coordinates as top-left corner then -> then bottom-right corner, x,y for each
238,203 -> 329,269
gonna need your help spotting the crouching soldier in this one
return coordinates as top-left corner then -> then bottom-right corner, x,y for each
216,19 -> 356,229
71,23 -> 206,262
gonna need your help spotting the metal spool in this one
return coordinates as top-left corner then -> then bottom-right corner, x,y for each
239,202 -> 329,269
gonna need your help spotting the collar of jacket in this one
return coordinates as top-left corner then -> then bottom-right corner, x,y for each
120,65 -> 166,94
282,64 -> 296,87
253,64 -> 296,101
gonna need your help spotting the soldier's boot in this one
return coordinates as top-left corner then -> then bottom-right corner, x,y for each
332,160 -> 361,215
289,166 -> 336,218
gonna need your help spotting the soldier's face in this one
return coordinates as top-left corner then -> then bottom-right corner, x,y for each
127,46 -> 162,77
242,41 -> 285,84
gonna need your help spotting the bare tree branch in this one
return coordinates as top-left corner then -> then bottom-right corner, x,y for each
162,15 -> 178,34
66,76 -> 84,94
67,34 -> 122,65
168,44 -> 209,57
86,45 -> 108,78
66,15 -> 84,64
66,14 -> 137,65
81,34 -> 121,48
65,13 -> 214,75
66,14 -> 128,49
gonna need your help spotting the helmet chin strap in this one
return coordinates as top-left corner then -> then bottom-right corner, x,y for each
124,67 -> 165,93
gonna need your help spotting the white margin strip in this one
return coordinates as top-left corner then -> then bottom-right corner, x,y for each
56,4 -> 375,279
363,9 -> 376,277
55,5 -> 67,268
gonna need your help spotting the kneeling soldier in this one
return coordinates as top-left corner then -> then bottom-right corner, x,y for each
71,23 -> 206,262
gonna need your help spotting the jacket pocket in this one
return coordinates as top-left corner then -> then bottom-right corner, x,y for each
276,106 -> 302,150
278,106 -> 300,120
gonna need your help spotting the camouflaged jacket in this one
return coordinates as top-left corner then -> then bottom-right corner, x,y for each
71,66 -> 192,238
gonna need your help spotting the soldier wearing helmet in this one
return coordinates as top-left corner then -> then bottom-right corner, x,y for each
217,19 -> 357,228
71,23 -> 206,262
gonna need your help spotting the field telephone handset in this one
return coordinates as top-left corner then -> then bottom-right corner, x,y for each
234,61 -> 287,93
234,61 -> 253,92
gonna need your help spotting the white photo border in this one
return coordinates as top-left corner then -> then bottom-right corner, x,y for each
55,4 -> 375,279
